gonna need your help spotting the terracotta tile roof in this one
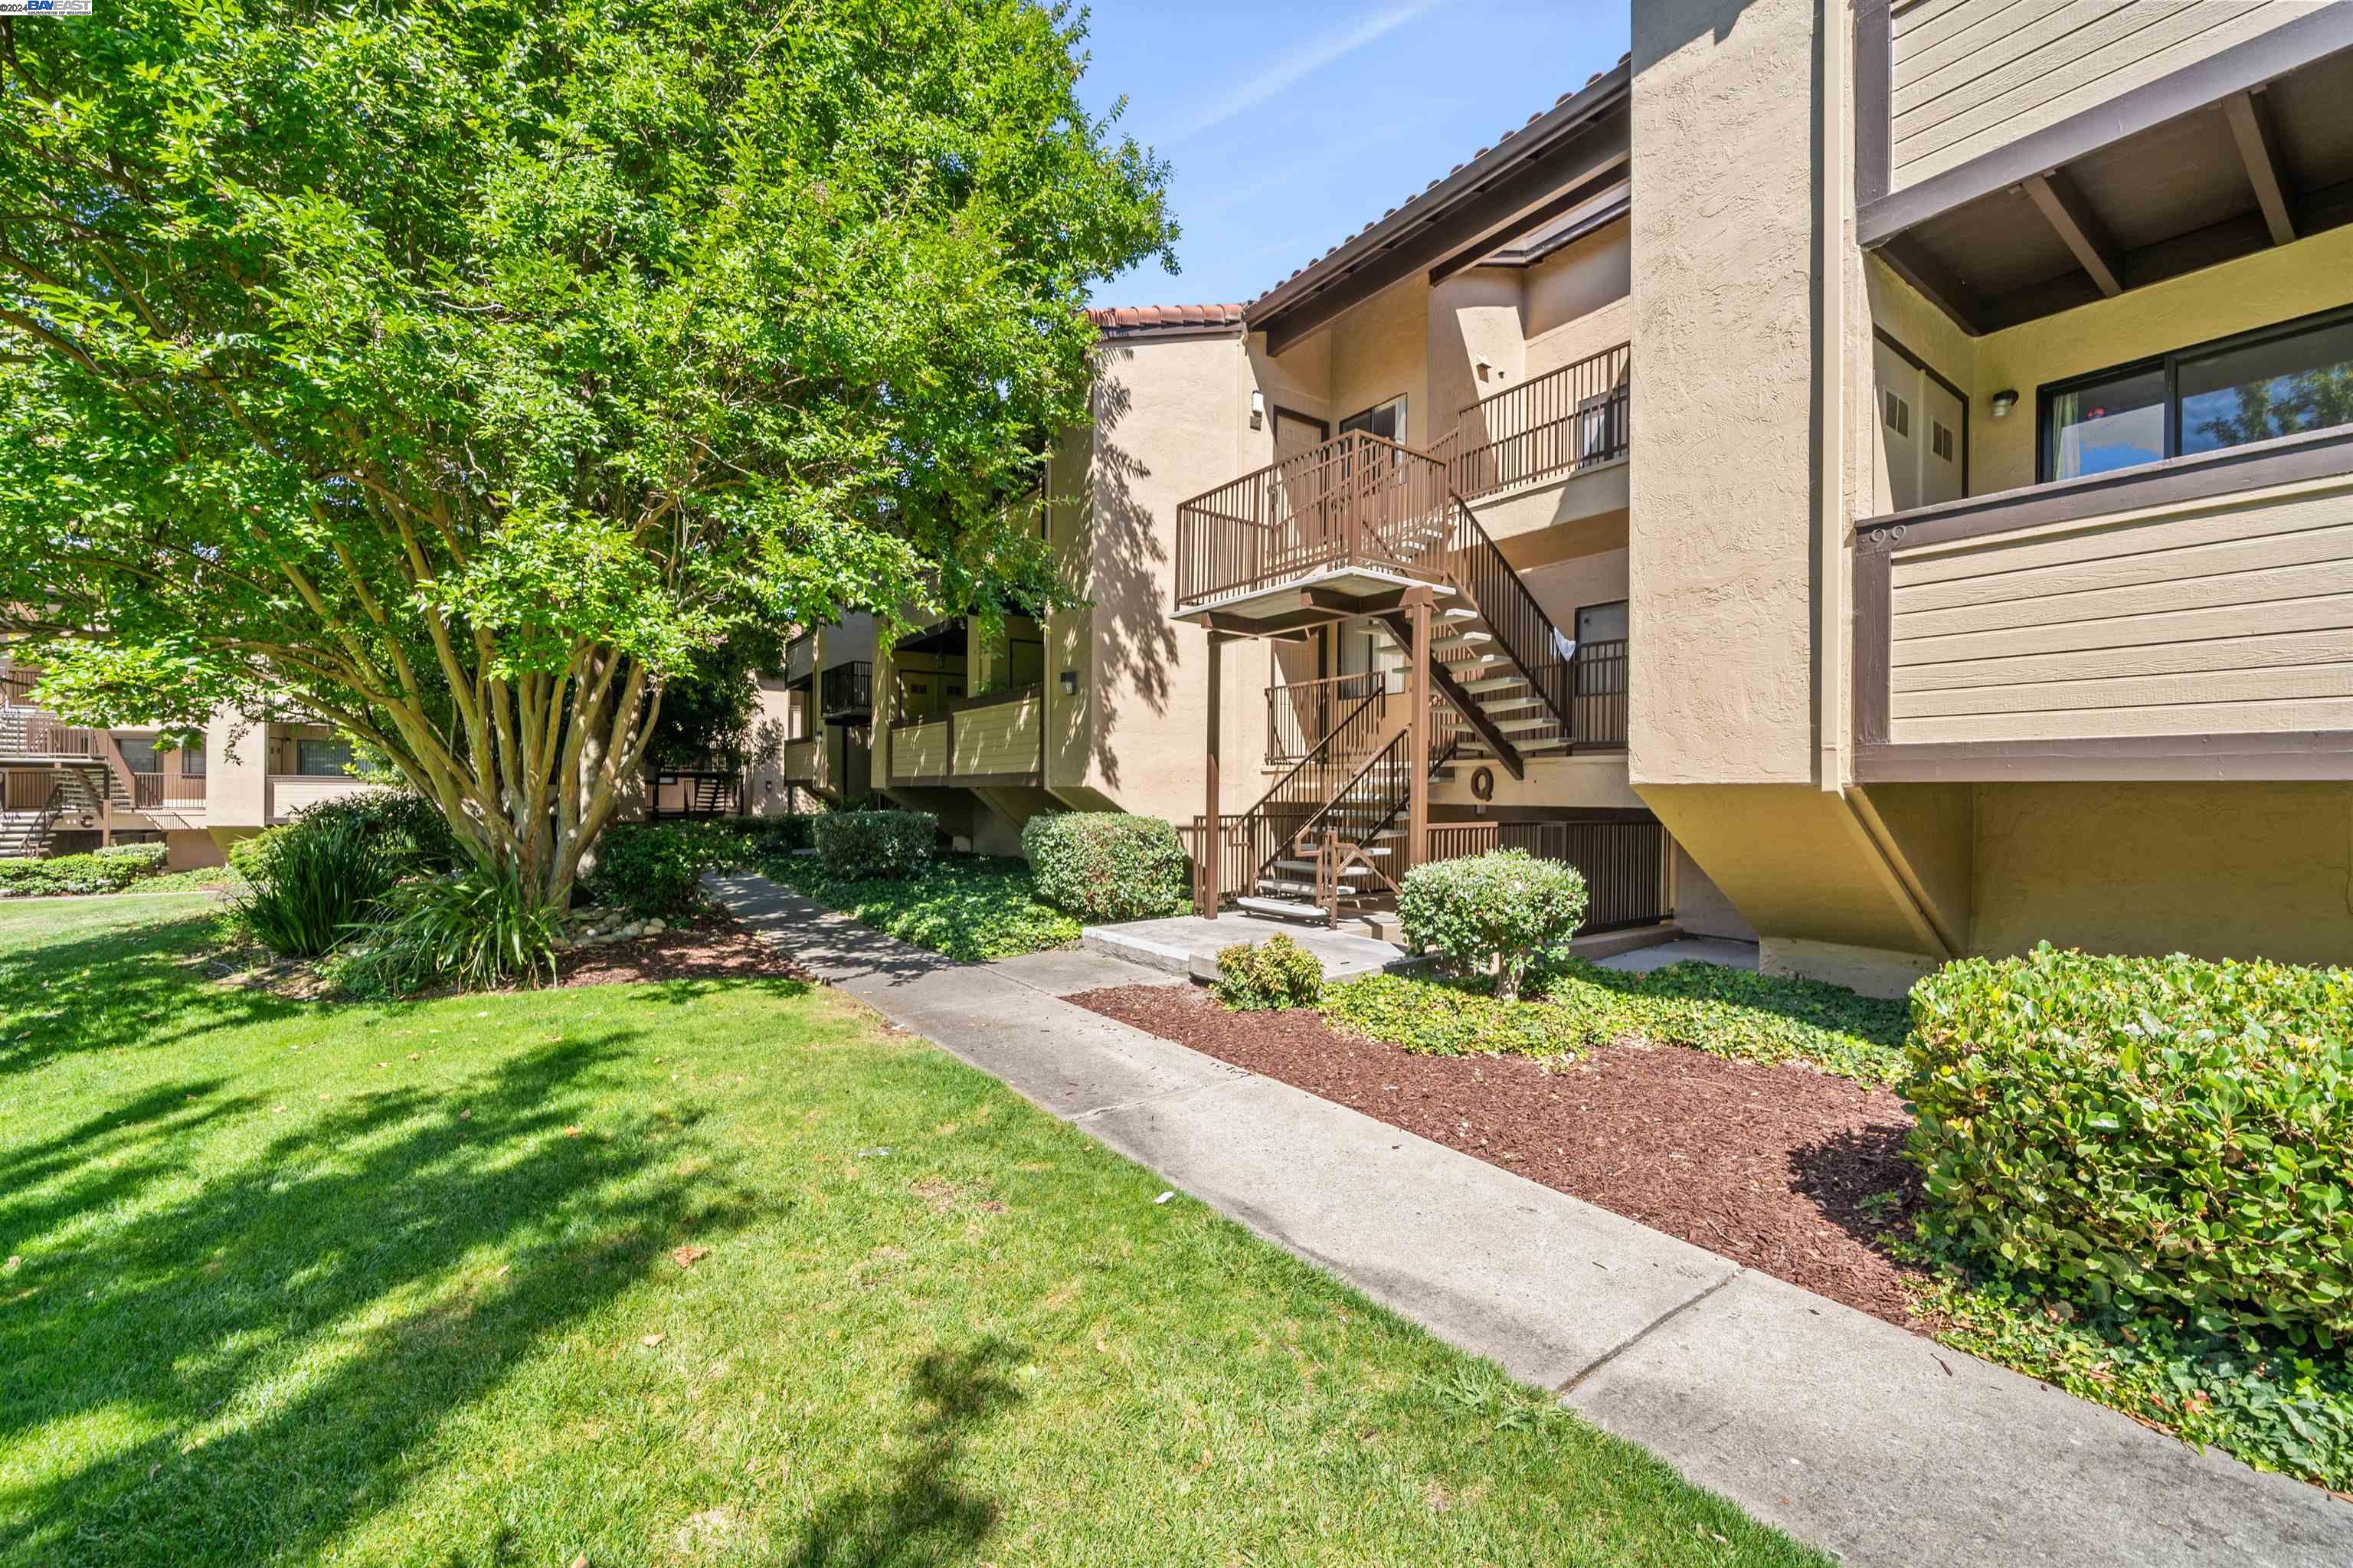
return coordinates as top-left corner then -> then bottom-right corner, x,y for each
1084,302 -> 1248,335
1245,56 -> 1632,314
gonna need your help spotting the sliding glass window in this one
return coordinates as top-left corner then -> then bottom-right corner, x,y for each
2040,306 -> 2353,483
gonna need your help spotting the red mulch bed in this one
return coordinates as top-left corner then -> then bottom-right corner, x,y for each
1068,984 -> 1936,1330
557,916 -> 815,988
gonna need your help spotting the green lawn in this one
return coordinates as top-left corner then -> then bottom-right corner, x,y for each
0,895 -> 1821,1567
757,852 -> 1082,961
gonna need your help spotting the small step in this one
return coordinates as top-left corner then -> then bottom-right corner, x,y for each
1235,896 -> 1332,924
1432,629 -> 1492,648
1475,695 -> 1546,714
1463,673 -> 1530,693
1495,716 -> 1565,735
1520,739 -> 1575,754
1272,859 -> 1376,879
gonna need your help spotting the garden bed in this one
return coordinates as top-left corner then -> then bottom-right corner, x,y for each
752,851 -> 1079,961
1070,984 -> 1932,1327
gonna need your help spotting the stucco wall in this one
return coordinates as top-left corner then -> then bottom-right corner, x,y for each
1327,273 -> 1433,445
1970,781 -> 2353,967
1631,0 -> 1823,787
1524,220 -> 1632,376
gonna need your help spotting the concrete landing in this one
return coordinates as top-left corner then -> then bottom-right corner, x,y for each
710,872 -> 2350,1568
1080,912 -> 1419,984
1595,935 -> 1761,974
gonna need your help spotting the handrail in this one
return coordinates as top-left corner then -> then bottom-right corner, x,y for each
1191,681 -> 1389,913
1175,430 -> 1454,610
1265,670 -> 1386,763
1428,493 -> 1576,743
1450,343 -> 1630,500
821,660 -> 873,715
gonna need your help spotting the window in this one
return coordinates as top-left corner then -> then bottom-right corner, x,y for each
2040,306 -> 2353,482
179,745 -> 206,779
1339,395 -> 1406,445
295,738 -> 353,776
116,737 -> 159,774
1930,420 -> 1955,463
1571,601 -> 1628,695
1881,388 -> 1910,437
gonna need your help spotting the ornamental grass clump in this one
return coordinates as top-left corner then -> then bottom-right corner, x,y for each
1905,943 -> 2353,1339
1396,849 -> 1586,1002
1021,811 -> 1190,923
1211,935 -> 1324,1011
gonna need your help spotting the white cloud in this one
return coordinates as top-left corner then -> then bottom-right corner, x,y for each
1157,1 -> 1448,145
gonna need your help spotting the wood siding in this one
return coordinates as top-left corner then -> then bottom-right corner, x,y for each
949,692 -> 1040,776
889,719 -> 947,782
780,737 -> 826,792
1886,476 -> 2353,743
1889,0 -> 2306,191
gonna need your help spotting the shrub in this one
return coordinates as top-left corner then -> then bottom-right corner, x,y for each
225,827 -> 286,883
0,844 -> 169,897
233,815 -> 401,957
1022,811 -> 1190,923
335,860 -> 565,995
738,813 -> 817,853
814,809 -> 935,879
1212,934 -> 1324,1011
586,821 -> 748,918
285,789 -> 460,876
1396,849 -> 1586,1001
1905,943 -> 2353,1337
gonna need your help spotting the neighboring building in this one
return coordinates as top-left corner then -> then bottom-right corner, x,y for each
748,614 -> 878,813
1630,0 -> 2353,990
0,656 -> 382,866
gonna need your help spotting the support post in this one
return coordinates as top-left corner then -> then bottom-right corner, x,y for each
1203,630 -> 1226,918
1406,594 -> 1431,880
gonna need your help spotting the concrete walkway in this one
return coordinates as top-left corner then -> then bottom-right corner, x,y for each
708,872 -> 2348,1568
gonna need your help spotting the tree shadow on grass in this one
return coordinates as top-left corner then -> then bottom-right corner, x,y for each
0,911 -> 300,1079
0,1030 -> 766,1566
789,1340 -> 1026,1568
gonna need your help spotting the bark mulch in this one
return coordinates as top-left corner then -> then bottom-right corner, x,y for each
1067,983 -> 1936,1330
558,917 -> 816,988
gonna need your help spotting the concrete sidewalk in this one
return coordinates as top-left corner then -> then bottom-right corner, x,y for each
709,872 -> 2348,1568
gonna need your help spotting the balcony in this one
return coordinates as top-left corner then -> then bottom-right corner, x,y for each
821,660 -> 873,722
886,683 -> 1043,789
779,735 -> 827,792
1851,424 -> 2353,780
266,774 -> 388,824
1449,343 -> 1629,502
782,632 -> 815,686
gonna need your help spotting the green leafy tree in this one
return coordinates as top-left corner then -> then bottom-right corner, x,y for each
0,0 -> 1172,907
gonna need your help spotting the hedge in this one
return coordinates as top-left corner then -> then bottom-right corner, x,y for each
586,821 -> 750,918
813,809 -> 935,880
0,842 -> 169,897
1906,943 -> 2353,1337
1021,811 -> 1190,923
1396,849 -> 1586,1001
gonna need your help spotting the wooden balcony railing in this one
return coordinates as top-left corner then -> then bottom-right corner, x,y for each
129,773 -> 206,810
1176,431 -> 1454,611
1450,343 -> 1630,500
1,667 -> 38,706
0,706 -> 100,759
1499,818 -> 1669,934
782,632 -> 815,686
1265,671 -> 1386,764
888,683 -> 1043,787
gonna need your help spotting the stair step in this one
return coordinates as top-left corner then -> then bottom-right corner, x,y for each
1235,896 -> 1331,924
1272,859 -> 1376,878
1432,630 -> 1492,647
1475,695 -> 1546,713
1463,673 -> 1530,693
1520,739 -> 1575,754
1494,717 -> 1565,735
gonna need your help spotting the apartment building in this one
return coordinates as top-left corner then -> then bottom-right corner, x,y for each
1635,0 -> 2353,990
0,657 -> 380,866
841,61 -> 1747,941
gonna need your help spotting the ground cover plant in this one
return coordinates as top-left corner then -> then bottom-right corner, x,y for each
0,892 -> 1826,1567
758,850 -> 1079,962
1900,944 -> 2353,1488
1321,960 -> 1911,1085
1022,812 -> 1190,923
813,810 -> 937,881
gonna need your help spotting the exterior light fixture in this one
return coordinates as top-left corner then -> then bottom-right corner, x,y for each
1988,389 -> 2019,418
1059,669 -> 1078,696
1248,389 -> 1265,430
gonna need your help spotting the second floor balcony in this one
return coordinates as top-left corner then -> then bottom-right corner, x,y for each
886,683 -> 1044,791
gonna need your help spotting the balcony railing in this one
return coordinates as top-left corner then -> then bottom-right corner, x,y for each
1265,671 -> 1386,764
0,706 -> 99,759
887,683 -> 1043,787
129,773 -> 206,810
1450,342 -> 1629,501
1175,431 -> 1454,611
822,660 -> 873,719
1499,819 -> 1670,934
782,632 -> 815,686
1568,638 -> 1628,749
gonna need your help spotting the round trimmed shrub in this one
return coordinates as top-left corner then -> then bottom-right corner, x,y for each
1212,934 -> 1323,1012
1905,943 -> 2353,1337
813,809 -> 936,880
1021,811 -> 1190,923
1396,849 -> 1586,1001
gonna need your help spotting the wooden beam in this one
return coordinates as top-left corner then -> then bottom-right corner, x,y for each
1405,597 -> 1430,885
1202,630 -> 1223,918
2024,170 -> 2124,297
2223,87 -> 2296,247
1195,611 -> 1317,640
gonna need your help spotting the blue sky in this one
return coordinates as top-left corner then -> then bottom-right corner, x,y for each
1075,2 -> 1630,309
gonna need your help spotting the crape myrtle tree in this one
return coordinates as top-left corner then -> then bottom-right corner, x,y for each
0,0 -> 1173,907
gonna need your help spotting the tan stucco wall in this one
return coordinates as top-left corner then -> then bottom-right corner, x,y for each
1524,220 -> 1632,375
1631,0 -> 1823,788
1969,781 -> 2353,967
1428,270 -> 1527,446
1673,840 -> 1757,942
203,710 -> 267,830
